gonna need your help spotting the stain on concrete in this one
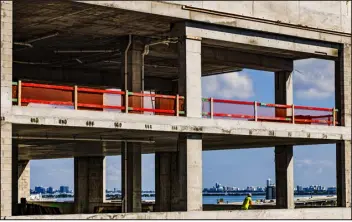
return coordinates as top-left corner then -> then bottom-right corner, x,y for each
249,39 -> 257,45
331,48 -> 339,56
221,129 -> 231,134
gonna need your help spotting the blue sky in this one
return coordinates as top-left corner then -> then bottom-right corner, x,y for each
30,58 -> 337,190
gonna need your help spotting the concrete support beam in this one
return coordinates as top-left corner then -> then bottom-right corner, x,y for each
275,146 -> 294,209
176,134 -> 203,211
74,157 -> 106,213
11,143 -> 18,215
1,1 -> 13,216
185,23 -> 339,58
172,22 -> 202,118
274,68 -> 294,209
155,152 -> 171,211
120,35 -> 144,92
202,47 -> 293,72
275,70 -> 293,116
335,43 -> 351,208
121,143 -> 142,213
17,160 -> 30,202
336,141 -> 351,207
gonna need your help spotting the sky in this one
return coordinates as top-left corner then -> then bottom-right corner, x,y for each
30,58 -> 337,190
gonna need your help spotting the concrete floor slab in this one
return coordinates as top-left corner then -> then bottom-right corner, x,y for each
7,106 -> 351,141
2,207 -> 351,219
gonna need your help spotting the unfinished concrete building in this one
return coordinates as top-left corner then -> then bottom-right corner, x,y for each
1,0 -> 351,219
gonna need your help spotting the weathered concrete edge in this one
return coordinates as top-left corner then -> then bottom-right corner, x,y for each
5,106 -> 352,141
2,208 -> 351,219
77,1 -> 351,44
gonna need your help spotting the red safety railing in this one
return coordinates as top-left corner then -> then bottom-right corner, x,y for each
11,81 -> 338,126
201,98 -> 337,126
12,81 -> 184,115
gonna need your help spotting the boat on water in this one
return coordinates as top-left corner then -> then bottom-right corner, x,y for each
29,194 -> 57,202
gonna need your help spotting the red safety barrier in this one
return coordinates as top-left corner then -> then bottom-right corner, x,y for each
12,81 -> 338,126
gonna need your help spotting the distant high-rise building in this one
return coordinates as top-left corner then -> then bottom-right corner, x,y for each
266,178 -> 271,187
59,186 -> 70,193
47,187 -> 53,194
34,186 -> 46,194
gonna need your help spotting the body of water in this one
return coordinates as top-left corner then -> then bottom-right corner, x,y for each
45,194 -> 330,204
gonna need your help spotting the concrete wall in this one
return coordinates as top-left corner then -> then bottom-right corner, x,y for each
164,1 -> 351,34
1,0 -> 13,217
3,207 -> 351,219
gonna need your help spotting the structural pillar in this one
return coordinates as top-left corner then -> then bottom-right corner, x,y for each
274,70 -> 294,209
1,1 -> 13,216
121,35 -> 144,112
18,161 -> 30,202
171,22 -> 203,211
335,43 -> 351,208
120,35 -> 144,213
74,156 -> 106,213
121,143 -> 142,212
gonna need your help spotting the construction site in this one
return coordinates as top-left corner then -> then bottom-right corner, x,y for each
0,0 -> 351,219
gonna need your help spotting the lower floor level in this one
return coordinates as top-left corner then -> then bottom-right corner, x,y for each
2,207 -> 351,219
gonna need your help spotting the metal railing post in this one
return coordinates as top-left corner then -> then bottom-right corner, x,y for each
292,104 -> 295,124
74,85 -> 78,110
18,80 -> 22,106
176,94 -> 180,116
125,90 -> 129,113
332,107 -> 336,126
210,97 -> 214,119
254,101 -> 257,121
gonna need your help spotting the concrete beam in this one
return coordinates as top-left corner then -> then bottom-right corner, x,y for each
185,22 -> 339,58
7,107 -> 351,140
80,1 -> 351,44
202,47 -> 293,72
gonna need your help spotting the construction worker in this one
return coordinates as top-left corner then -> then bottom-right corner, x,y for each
241,193 -> 253,210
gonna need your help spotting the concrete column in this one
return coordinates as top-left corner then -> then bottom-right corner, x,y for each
11,143 -> 18,215
275,146 -> 294,209
170,22 -> 203,211
155,152 -> 180,212
74,156 -> 106,213
335,43 -> 351,207
274,70 -> 294,209
121,35 -> 144,112
121,143 -> 142,213
18,161 -> 30,202
275,70 -> 293,116
155,152 -> 172,212
172,22 -> 202,118
120,35 -> 144,213
176,134 -> 203,211
1,1 -> 13,216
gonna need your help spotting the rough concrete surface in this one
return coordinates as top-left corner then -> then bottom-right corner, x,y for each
82,1 -> 351,43
7,106 -> 351,140
2,207 -> 351,219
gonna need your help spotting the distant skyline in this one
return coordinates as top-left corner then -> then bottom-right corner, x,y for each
30,58 -> 337,191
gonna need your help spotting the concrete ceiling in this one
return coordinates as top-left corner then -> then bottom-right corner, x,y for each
13,0 -> 243,82
13,124 -> 335,160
